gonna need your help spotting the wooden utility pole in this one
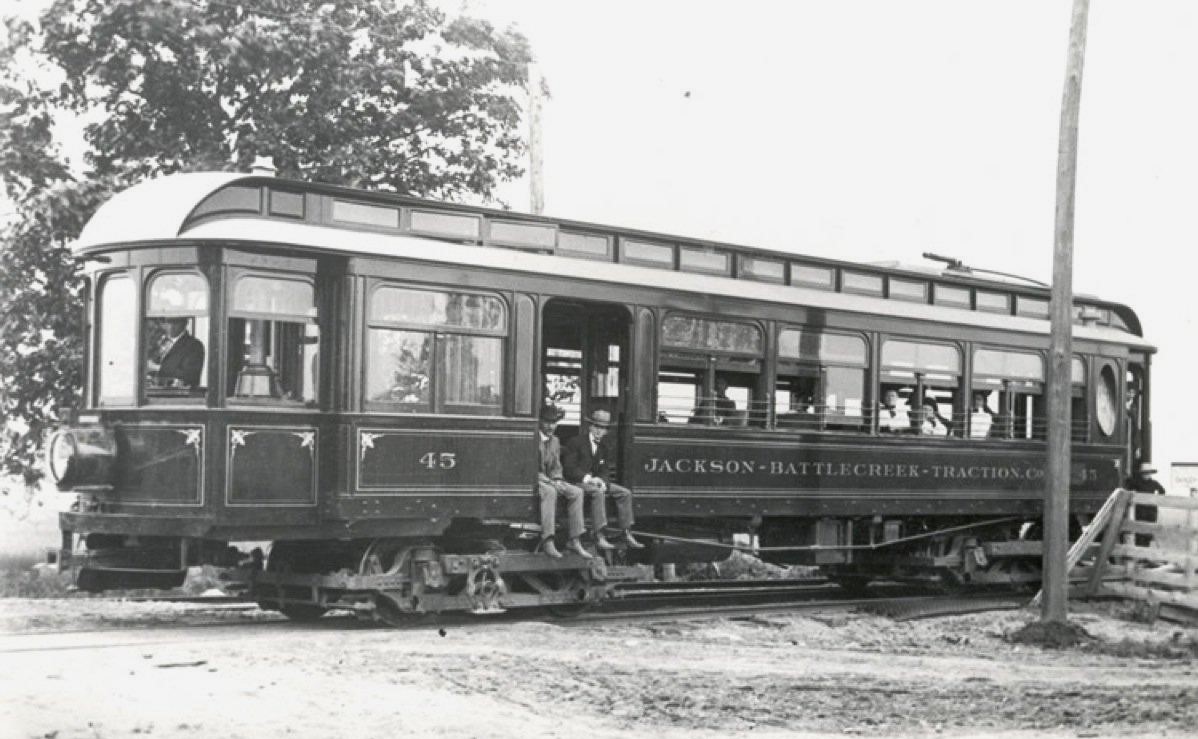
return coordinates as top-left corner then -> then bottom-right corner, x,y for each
1044,0 -> 1091,623
528,63 -> 545,215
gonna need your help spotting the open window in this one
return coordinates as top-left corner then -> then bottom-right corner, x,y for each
656,315 -> 763,426
227,273 -> 319,407
972,348 -> 1045,440
144,271 -> 209,399
775,328 -> 867,431
365,285 -> 505,415
880,339 -> 961,436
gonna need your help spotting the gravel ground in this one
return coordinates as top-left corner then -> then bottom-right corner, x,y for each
1,597 -> 1196,738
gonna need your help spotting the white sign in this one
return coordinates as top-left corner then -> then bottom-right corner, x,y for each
1170,463 -> 1198,497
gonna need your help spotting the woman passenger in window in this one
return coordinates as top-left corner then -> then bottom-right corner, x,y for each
878,389 -> 910,432
969,392 -> 994,439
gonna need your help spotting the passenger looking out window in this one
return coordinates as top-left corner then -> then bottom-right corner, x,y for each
227,273 -> 319,406
971,348 -> 1045,440
880,339 -> 962,435
656,315 -> 763,426
916,398 -> 950,436
878,388 -> 911,433
144,271 -> 209,397
969,391 -> 995,439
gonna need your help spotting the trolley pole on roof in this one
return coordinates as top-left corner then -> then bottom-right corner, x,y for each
1044,0 -> 1091,624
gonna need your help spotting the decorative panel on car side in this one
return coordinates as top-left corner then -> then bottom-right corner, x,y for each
114,425 -> 204,505
356,427 -> 533,494
227,426 -> 317,505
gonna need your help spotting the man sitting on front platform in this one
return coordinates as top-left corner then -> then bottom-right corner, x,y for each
561,409 -> 643,550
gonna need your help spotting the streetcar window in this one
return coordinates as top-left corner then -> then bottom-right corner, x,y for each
933,284 -> 971,309
558,231 -> 612,261
976,291 -> 1010,314
790,263 -> 834,290
880,339 -> 962,435
144,271 -> 209,398
97,273 -> 136,404
332,200 -> 399,229
662,316 -> 762,354
738,255 -> 785,284
365,286 -> 506,415
227,274 -> 319,406
775,329 -> 867,432
487,220 -> 557,251
678,247 -> 731,276
621,239 -> 675,268
971,348 -> 1045,440
841,271 -> 883,296
657,315 -> 764,426
888,278 -> 927,303
1071,356 -> 1087,442
1016,296 -> 1050,319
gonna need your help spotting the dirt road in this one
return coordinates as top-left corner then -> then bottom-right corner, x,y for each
2,598 -> 1196,738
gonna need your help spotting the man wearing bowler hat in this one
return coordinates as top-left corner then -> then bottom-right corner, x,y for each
562,408 -> 643,550
535,404 -> 590,559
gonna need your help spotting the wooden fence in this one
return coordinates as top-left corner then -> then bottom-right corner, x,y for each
1041,488 -> 1198,619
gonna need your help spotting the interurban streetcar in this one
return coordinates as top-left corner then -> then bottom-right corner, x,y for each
47,171 -> 1153,618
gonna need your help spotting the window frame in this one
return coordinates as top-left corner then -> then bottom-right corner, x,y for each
655,312 -> 766,426
363,282 -> 509,416
95,270 -> 138,406
774,326 -> 870,433
143,268 -> 212,404
225,269 -> 320,408
970,346 -> 1047,441
879,337 -> 964,437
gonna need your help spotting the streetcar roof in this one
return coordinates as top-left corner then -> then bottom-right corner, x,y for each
73,172 -> 1150,349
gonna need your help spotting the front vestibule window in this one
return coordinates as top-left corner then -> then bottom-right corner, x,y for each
227,274 -> 319,406
144,271 -> 209,398
97,273 -> 137,405
365,285 -> 506,415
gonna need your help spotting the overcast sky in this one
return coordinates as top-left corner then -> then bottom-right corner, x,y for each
460,1 -> 1197,481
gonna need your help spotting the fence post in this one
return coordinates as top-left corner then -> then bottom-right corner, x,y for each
1087,488 -> 1132,596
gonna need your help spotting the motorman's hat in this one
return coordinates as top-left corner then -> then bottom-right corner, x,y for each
1139,462 -> 1158,475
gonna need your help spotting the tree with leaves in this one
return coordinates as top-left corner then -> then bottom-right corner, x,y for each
0,0 -> 533,488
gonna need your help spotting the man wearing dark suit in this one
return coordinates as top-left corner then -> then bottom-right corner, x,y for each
561,409 -> 643,550
535,405 -> 589,559
149,318 -> 205,388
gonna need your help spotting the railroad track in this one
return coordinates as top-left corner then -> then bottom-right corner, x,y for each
2,579 -> 1031,651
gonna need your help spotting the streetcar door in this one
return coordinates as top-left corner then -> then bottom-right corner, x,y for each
540,300 -> 630,458
1126,356 -> 1148,471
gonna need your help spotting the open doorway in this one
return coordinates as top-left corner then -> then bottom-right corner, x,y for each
541,300 -> 630,450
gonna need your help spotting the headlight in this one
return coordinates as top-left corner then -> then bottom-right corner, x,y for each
48,432 -> 77,484
44,427 -> 116,490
